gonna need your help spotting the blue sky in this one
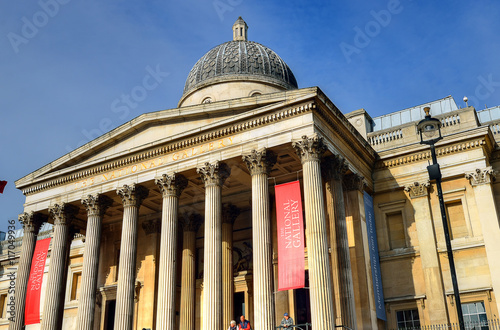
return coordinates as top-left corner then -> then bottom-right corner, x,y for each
1,0 -> 499,233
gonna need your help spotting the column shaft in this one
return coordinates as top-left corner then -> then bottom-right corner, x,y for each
156,195 -> 178,329
222,222 -> 234,325
9,213 -> 44,330
251,172 -> 275,330
180,230 -> 197,330
77,195 -> 111,330
327,177 -> 357,329
302,159 -> 335,328
114,184 -> 148,330
155,173 -> 186,330
42,204 -> 77,330
293,136 -> 335,329
197,161 -> 230,330
203,183 -> 222,329
243,148 -> 276,330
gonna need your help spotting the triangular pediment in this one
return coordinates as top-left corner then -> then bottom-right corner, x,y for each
16,88 -> 320,190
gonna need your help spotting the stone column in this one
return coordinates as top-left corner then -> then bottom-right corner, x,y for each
9,212 -> 45,330
179,213 -> 203,330
344,174 -> 377,330
222,204 -> 240,327
42,203 -> 78,330
243,148 -> 277,330
292,135 -> 335,329
465,167 -> 500,315
404,181 -> 449,324
323,155 -> 357,329
197,161 -> 230,330
155,174 -> 188,330
77,194 -> 112,330
114,184 -> 149,330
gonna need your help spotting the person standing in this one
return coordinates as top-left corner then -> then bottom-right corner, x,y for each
238,315 -> 251,330
280,313 -> 294,328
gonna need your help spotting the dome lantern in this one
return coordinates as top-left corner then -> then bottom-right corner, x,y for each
232,16 -> 248,41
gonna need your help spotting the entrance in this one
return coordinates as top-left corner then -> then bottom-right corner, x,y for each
295,271 -> 311,324
104,299 -> 116,329
234,292 -> 245,320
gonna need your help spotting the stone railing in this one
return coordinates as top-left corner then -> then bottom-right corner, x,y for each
368,128 -> 403,146
440,113 -> 460,127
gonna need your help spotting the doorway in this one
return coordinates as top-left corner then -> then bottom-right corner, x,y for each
295,271 -> 311,324
234,292 -> 245,320
104,299 -> 116,330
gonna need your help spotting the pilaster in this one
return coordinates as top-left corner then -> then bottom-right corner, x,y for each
404,181 -> 449,324
465,167 -> 500,315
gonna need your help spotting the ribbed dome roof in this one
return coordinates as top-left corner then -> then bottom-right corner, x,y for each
182,40 -> 298,95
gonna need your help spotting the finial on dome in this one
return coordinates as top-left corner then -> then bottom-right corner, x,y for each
233,16 -> 248,41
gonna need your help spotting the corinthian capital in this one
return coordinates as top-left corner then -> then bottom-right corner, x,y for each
222,203 -> 241,224
180,212 -> 203,232
81,194 -> 113,217
18,212 -> 46,234
322,154 -> 349,181
197,161 -> 230,187
49,203 -> 79,226
155,173 -> 188,198
242,148 -> 277,176
343,173 -> 365,192
465,167 -> 495,186
404,181 -> 430,198
116,184 -> 149,207
292,135 -> 327,163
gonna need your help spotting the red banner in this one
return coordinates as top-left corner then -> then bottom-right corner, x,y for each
25,237 -> 51,325
275,180 -> 305,291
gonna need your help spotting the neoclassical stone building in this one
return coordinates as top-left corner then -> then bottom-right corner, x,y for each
1,17 -> 500,330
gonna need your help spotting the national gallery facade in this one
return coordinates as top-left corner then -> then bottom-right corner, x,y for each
2,17 -> 500,330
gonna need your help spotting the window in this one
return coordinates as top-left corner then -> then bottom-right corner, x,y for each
396,308 -> 420,329
462,302 -> 488,329
446,201 -> 468,239
70,272 -> 82,301
387,211 -> 406,249
202,97 -> 213,104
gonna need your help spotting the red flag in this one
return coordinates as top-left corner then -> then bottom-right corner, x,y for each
25,238 -> 51,325
0,181 -> 7,194
275,180 -> 305,291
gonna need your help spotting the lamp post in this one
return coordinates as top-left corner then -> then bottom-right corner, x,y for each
416,107 -> 465,330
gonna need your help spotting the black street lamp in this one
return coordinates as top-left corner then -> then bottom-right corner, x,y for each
416,107 -> 465,330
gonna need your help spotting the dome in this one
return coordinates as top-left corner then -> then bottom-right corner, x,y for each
179,17 -> 298,106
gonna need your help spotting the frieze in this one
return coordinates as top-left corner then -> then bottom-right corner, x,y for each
21,101 -> 315,195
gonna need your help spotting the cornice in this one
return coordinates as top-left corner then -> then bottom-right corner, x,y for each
374,126 -> 495,169
313,89 -> 378,162
375,136 -> 489,170
20,100 -> 316,196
